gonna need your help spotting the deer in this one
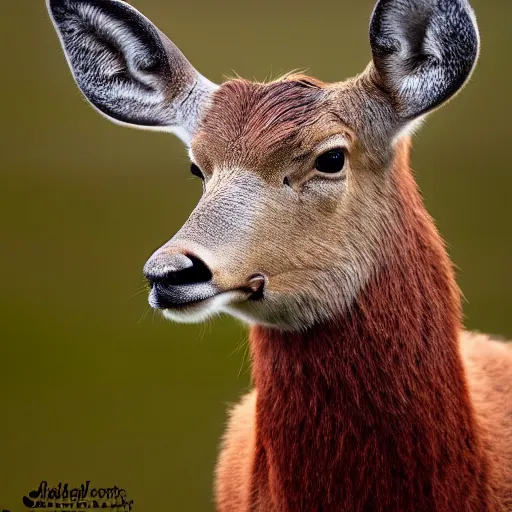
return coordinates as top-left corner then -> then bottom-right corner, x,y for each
47,0 -> 512,510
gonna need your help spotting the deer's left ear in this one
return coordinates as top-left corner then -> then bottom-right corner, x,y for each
369,0 -> 480,121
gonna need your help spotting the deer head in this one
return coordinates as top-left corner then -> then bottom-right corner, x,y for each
48,0 -> 479,331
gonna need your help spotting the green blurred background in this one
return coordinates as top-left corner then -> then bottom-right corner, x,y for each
0,0 -> 510,510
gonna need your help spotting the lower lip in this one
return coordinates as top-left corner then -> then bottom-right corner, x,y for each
148,287 -> 215,310
153,289 -> 254,315
163,296 -> 215,311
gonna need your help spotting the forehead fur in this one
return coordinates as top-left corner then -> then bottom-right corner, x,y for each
194,72 -> 398,172
195,76 -> 329,168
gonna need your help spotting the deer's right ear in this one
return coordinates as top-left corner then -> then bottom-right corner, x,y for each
47,0 -> 217,144
369,0 -> 480,122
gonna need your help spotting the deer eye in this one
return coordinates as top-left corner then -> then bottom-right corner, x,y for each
190,163 -> 204,179
315,149 -> 345,174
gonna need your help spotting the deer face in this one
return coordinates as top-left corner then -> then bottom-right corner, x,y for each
165,78 -> 400,329
48,0 -> 479,330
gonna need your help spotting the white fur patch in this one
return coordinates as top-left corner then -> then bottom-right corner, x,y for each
161,291 -> 248,324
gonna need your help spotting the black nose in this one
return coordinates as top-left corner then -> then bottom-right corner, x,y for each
145,254 -> 212,287
144,253 -> 215,309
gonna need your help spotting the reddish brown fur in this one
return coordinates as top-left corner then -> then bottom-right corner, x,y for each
206,76 -> 326,145
216,140 -> 512,512
195,78 -> 331,173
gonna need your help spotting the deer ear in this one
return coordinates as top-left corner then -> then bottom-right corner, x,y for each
369,0 -> 480,120
47,0 -> 217,144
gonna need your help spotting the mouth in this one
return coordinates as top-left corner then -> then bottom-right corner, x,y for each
147,274 -> 266,323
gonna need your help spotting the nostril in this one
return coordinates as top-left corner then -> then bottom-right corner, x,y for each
145,254 -> 212,287
164,253 -> 194,273
164,255 -> 212,286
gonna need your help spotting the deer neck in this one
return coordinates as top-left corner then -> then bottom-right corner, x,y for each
248,140 -> 493,512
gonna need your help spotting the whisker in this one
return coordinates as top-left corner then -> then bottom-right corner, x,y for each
129,287 -> 149,300
137,306 -> 152,325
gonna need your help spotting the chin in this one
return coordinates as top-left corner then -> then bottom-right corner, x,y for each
224,293 -> 323,332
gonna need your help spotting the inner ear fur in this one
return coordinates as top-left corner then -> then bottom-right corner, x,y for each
47,0 -> 217,142
369,0 -> 480,121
